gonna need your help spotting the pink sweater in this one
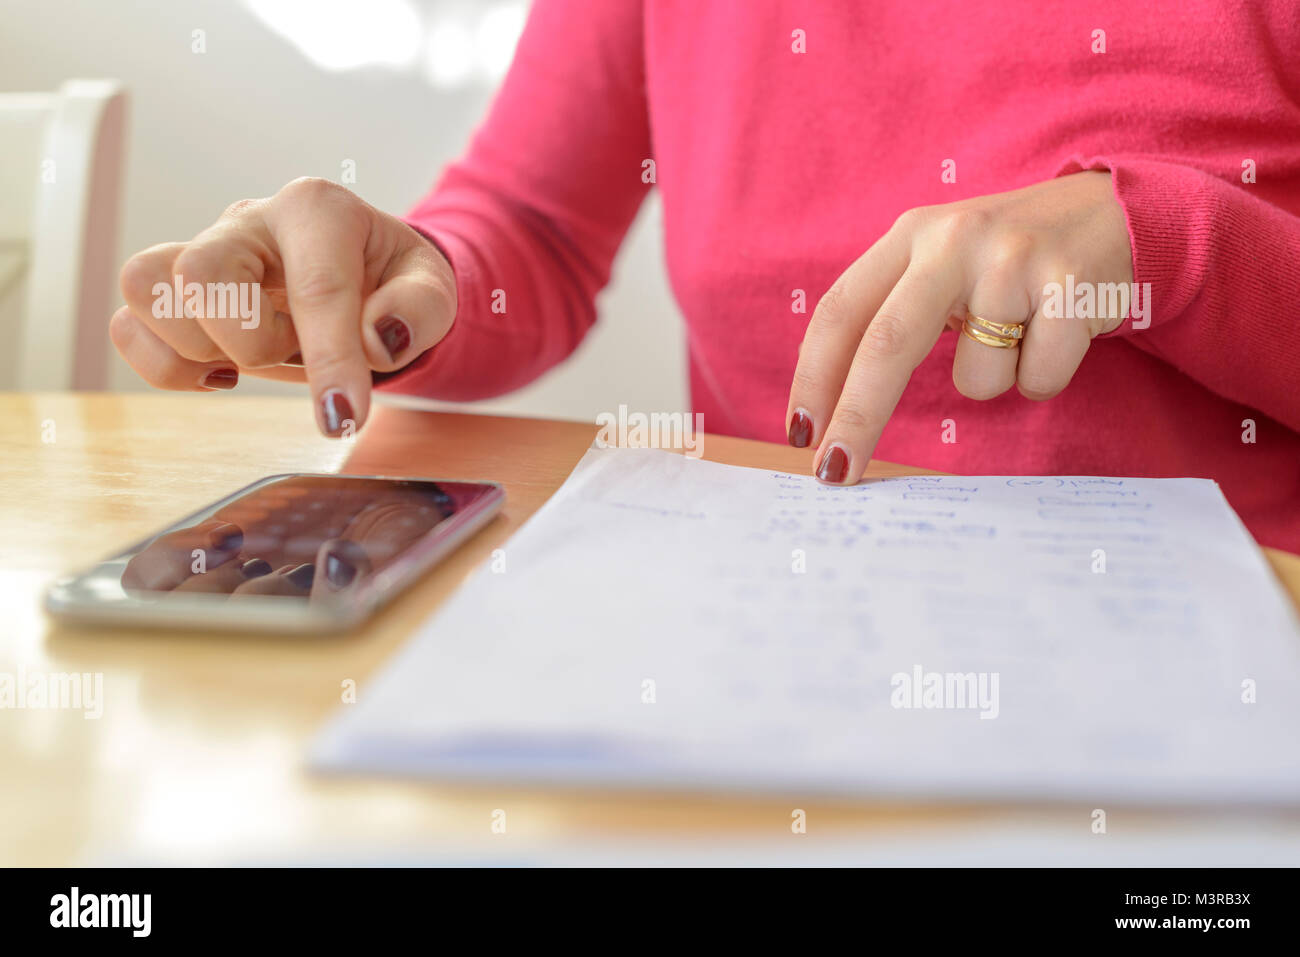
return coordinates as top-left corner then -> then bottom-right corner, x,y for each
388,0 -> 1300,552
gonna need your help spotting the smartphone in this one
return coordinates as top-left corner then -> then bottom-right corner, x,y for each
44,473 -> 505,634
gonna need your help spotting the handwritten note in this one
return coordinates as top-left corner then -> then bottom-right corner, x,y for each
313,447 -> 1300,805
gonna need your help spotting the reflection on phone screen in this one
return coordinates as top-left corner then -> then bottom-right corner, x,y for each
117,477 -> 486,604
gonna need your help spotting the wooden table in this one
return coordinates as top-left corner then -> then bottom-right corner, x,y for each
3,393 -> 1299,866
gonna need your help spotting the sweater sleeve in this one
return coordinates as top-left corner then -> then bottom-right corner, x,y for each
1060,154 -> 1300,433
379,0 -> 651,401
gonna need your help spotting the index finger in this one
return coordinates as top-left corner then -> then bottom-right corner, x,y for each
267,182 -> 372,437
786,220 -> 911,449
815,263 -> 962,484
121,519 -> 244,592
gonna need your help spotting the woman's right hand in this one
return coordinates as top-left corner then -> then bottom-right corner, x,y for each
110,177 -> 457,437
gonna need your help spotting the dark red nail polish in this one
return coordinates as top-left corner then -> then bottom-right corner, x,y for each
202,368 -> 238,390
325,551 -> 357,588
375,315 -> 411,361
320,390 -> 354,437
241,558 -> 272,579
788,410 -> 813,448
286,563 -> 315,590
816,445 -> 850,484
283,352 -> 304,367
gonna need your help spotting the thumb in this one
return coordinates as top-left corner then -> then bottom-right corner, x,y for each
360,233 -> 458,373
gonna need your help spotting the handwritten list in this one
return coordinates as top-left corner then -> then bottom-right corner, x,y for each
314,447 -> 1300,805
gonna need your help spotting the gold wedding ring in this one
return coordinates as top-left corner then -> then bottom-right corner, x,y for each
961,310 -> 1026,349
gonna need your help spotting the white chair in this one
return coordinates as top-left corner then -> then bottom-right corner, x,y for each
0,79 -> 127,390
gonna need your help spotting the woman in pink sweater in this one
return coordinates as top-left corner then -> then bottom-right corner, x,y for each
110,1 -> 1300,550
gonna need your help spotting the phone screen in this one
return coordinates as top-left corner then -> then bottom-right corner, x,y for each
52,475 -> 501,616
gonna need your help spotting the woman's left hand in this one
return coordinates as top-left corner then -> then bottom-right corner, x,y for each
786,170 -> 1134,484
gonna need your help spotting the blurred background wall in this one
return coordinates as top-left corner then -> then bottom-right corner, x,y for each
0,0 -> 687,421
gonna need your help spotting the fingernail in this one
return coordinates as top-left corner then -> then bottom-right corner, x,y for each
375,315 -> 411,362
325,551 -> 357,588
815,444 -> 850,484
208,522 -> 243,552
788,409 -> 813,448
320,390 -> 355,437
240,558 -> 272,579
286,563 -> 315,590
283,352 -> 304,367
202,368 -> 239,390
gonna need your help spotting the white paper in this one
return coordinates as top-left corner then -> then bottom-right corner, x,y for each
312,447 -> 1300,805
